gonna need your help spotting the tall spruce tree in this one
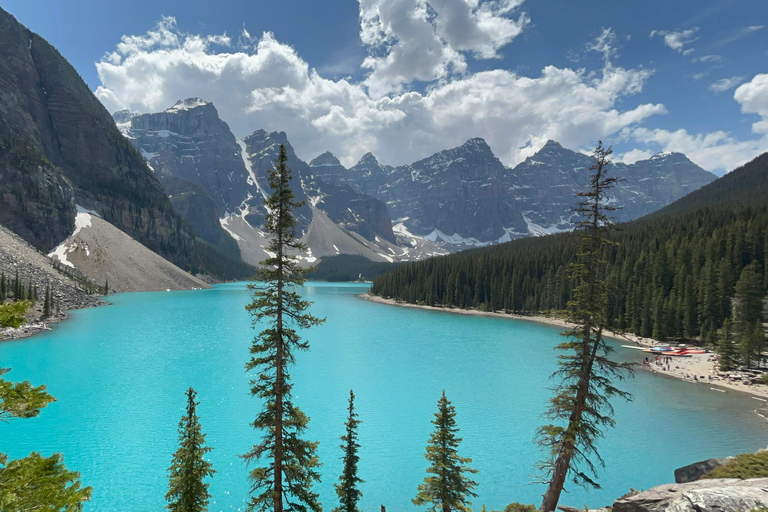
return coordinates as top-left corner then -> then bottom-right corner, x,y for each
413,391 -> 477,512
334,390 -> 363,512
537,142 -> 633,512
166,387 -> 215,512
244,144 -> 324,512
717,318 -> 737,371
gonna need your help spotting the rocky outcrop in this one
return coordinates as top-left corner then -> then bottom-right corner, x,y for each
612,478 -> 768,512
0,7 -> 198,270
675,458 -> 728,484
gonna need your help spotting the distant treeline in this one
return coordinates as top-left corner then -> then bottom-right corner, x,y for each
372,155 -> 768,344
307,254 -> 401,282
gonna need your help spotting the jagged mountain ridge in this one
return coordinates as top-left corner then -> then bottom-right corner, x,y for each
337,138 -> 717,244
116,103 -> 409,264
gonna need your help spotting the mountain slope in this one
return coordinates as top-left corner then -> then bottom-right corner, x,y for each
48,211 -> 210,293
647,151 -> 768,218
0,7 -> 198,270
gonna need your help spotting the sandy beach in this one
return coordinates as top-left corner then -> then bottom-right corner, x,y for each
361,294 -> 768,403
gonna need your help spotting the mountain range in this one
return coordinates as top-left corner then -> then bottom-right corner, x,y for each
115,97 -> 717,265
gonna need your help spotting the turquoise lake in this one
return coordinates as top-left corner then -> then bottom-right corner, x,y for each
2,282 -> 767,511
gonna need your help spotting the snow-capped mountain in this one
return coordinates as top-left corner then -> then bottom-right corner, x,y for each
114,101 -> 443,265
115,98 -> 717,264
339,139 -> 717,246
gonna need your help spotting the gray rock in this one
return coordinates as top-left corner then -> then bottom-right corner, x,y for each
613,478 -> 768,512
675,458 -> 727,483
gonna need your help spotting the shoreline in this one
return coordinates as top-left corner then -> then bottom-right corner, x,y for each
360,293 -> 768,401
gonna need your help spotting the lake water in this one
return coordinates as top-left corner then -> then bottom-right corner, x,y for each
2,282 -> 767,511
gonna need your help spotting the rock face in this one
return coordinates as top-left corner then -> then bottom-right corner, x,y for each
675,458 -> 728,484
0,7 -> 198,270
612,478 -> 768,512
303,177 -> 395,243
122,99 -> 250,214
160,176 -> 241,259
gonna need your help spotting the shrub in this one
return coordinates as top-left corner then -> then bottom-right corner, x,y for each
702,451 -> 768,479
0,301 -> 31,329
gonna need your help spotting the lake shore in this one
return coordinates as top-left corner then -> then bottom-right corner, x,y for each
361,293 -> 768,402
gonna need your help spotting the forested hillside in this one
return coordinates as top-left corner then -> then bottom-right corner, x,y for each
371,152 -> 768,345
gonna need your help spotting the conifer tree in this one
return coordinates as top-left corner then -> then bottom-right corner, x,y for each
1,272 -> 5,299
537,143 -> 633,512
413,391 -> 477,512
104,278 -> 109,296
0,368 -> 91,508
43,285 -> 51,318
244,144 -> 324,512
166,387 -> 215,512
334,390 -> 363,512
717,318 -> 737,372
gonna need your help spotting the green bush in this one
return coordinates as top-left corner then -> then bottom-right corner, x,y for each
761,373 -> 768,385
702,451 -> 768,479
503,503 -> 538,512
0,301 -> 31,329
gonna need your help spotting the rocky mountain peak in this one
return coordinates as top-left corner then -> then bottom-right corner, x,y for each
164,97 -> 210,113
310,151 -> 341,167
460,137 -> 493,154
357,152 -> 379,166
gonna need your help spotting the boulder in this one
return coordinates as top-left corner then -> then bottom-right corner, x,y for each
613,478 -> 768,512
674,458 -> 728,483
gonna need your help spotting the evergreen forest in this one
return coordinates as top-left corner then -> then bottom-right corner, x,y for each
371,153 -> 768,353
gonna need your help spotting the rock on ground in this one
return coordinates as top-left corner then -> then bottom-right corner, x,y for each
675,458 -> 728,483
613,478 -> 768,512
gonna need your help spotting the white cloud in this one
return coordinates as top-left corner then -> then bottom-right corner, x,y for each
649,27 -> 699,55
735,73 -> 768,134
710,76 -> 745,92
358,0 -> 529,97
95,18 -> 665,169
627,126 -> 768,172
692,54 -> 721,64
618,148 -> 654,164
621,73 -> 768,173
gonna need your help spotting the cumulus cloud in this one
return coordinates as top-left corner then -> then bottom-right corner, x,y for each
95,18 -> 664,169
649,27 -> 699,55
358,0 -> 529,96
621,74 -> 768,172
735,73 -> 768,134
710,76 -> 745,92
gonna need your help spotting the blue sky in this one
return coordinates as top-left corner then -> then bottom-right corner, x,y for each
3,0 -> 768,173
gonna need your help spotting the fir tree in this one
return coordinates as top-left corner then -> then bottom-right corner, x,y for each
537,143 -> 633,512
104,278 -> 109,296
166,387 -> 215,512
334,390 -> 363,512
413,391 -> 477,512
1,271 -> 5,299
243,144 -> 324,512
